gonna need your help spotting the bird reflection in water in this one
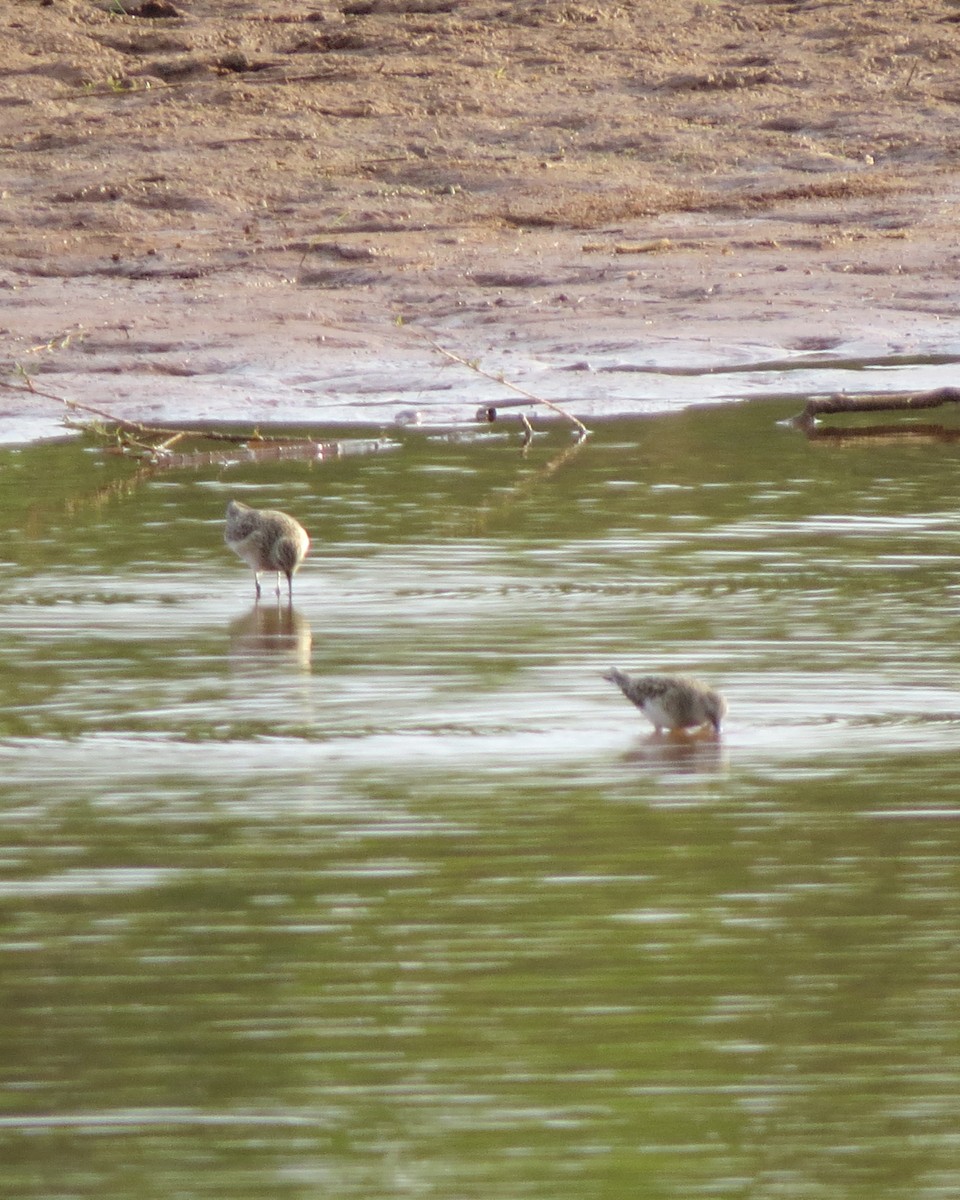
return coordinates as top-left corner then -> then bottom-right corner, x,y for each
229,603 -> 313,672
619,730 -> 728,776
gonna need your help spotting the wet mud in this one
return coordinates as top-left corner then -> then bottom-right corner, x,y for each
4,1 -> 960,442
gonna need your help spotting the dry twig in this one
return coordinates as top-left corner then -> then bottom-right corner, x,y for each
422,339 -> 591,440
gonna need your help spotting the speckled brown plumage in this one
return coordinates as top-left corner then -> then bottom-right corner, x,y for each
224,499 -> 310,602
603,668 -> 726,734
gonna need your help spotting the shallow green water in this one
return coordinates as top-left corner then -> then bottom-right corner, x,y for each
3,402 -> 960,1199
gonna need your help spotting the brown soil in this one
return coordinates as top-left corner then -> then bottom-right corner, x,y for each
4,0 -> 960,439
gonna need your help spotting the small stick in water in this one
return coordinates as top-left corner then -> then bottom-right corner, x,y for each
224,500 -> 310,602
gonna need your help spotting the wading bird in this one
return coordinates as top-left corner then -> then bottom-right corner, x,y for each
224,499 -> 310,602
603,669 -> 726,735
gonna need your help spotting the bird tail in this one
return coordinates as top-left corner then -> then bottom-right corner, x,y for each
274,538 -> 302,577
706,694 -> 726,734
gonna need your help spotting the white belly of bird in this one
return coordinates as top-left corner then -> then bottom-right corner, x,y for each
642,697 -> 678,730
231,534 -> 266,571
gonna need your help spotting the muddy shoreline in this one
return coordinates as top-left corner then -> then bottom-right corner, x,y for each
4,1 -> 960,443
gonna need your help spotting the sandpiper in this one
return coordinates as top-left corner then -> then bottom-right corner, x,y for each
224,499 -> 310,602
603,668 -> 726,735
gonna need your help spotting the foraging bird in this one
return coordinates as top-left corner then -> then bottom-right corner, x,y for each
224,499 -> 310,602
603,669 -> 726,735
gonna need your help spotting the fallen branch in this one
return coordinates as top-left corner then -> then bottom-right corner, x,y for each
1,376 -> 403,469
1,377 -> 268,445
422,339 -> 591,440
1,376 -> 354,461
61,397 -> 273,446
793,387 -> 960,429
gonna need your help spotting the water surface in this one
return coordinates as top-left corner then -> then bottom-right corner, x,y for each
2,401 -> 960,1199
